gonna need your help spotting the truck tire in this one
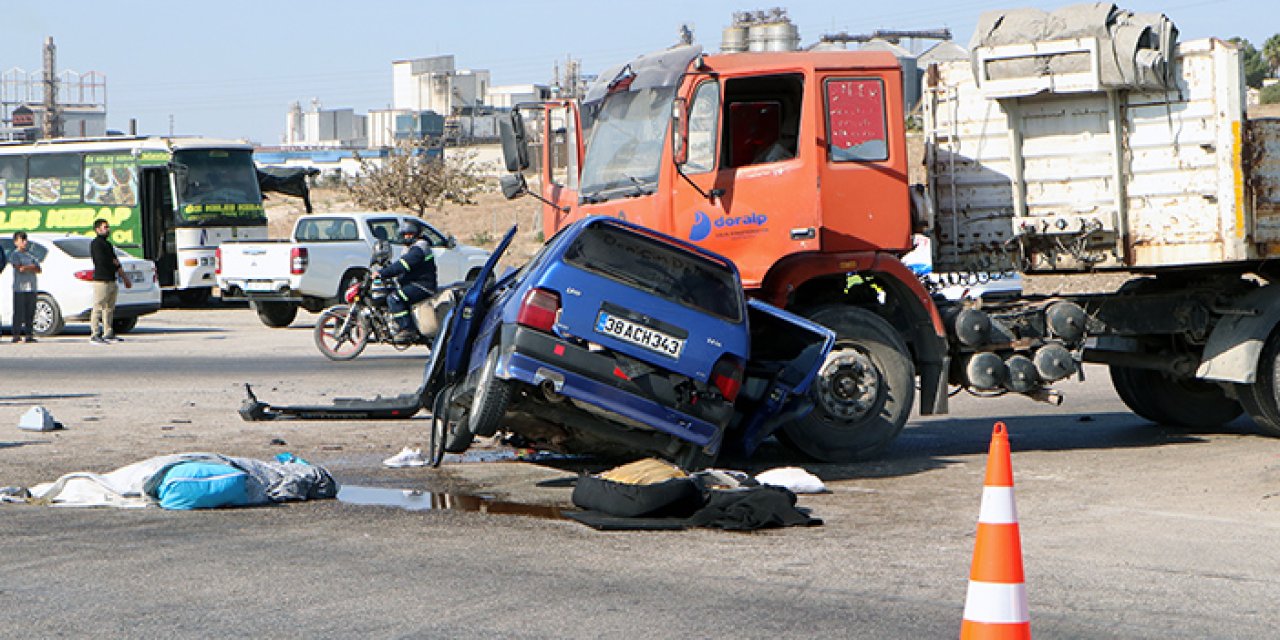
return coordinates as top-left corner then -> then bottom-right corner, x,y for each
1236,330 -> 1280,437
468,346 -> 512,437
252,301 -> 298,328
1111,365 -> 1241,429
781,305 -> 915,462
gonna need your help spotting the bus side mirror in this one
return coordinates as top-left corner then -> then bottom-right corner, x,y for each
499,173 -> 528,200
499,112 -> 529,173
671,97 -> 689,166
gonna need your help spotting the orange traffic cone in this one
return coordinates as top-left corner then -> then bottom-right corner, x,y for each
960,421 -> 1030,639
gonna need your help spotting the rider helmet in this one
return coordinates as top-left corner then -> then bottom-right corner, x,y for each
397,220 -> 420,244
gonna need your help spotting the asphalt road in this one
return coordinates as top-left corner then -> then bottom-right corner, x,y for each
2,308 -> 1279,638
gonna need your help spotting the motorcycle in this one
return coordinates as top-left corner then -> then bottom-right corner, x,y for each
313,242 -> 455,361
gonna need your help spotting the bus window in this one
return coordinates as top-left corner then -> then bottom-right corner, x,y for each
84,154 -> 139,206
28,153 -> 83,205
172,149 -> 264,223
0,157 -> 26,206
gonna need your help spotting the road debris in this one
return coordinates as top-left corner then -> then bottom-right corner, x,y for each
7,452 -> 337,509
17,406 -> 63,432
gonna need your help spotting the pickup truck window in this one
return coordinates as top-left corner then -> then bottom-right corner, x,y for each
564,223 -> 742,322
367,218 -> 398,243
295,217 -> 360,242
825,78 -> 889,162
415,222 -> 447,247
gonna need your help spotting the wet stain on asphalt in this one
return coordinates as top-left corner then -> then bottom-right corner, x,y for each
337,485 -> 568,520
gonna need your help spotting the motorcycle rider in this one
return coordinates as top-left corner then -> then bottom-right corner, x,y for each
376,220 -> 438,343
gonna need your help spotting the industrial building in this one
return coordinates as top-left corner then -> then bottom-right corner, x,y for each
1,37 -> 107,141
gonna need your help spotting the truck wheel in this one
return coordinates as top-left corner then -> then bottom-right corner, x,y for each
1111,365 -> 1240,429
1236,331 -> 1280,437
32,293 -> 65,337
253,301 -> 298,328
468,346 -> 512,437
781,305 -> 915,462
313,306 -> 368,361
111,317 -> 139,334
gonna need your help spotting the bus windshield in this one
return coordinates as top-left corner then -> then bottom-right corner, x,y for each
173,149 -> 265,225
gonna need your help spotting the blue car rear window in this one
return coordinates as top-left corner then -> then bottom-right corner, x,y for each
563,224 -> 742,322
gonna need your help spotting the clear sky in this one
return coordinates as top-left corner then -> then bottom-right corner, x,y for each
0,0 -> 1272,144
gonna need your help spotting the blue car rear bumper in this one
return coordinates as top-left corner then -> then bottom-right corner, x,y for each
501,347 -> 723,450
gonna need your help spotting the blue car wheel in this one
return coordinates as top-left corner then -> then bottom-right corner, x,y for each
469,346 -> 513,437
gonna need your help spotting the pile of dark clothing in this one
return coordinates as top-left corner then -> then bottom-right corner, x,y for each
567,458 -> 822,531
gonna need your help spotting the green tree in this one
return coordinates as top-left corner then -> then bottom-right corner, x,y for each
347,138 -> 485,217
1230,37 -> 1268,88
1265,33 -> 1280,76
1262,83 -> 1280,105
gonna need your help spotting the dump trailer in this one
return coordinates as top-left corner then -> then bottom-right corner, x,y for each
496,5 -> 1280,462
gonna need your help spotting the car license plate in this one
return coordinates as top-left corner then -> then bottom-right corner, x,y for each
246,280 -> 277,292
595,312 -> 684,358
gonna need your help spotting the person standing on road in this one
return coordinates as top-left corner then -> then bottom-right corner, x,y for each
9,231 -> 41,343
89,218 -> 132,344
375,220 -> 437,344
0,237 -> 7,337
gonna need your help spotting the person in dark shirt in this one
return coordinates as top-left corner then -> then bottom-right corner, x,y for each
89,218 -> 132,344
375,220 -> 438,343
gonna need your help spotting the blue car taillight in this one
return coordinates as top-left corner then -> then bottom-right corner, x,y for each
517,287 -> 560,333
711,355 -> 744,402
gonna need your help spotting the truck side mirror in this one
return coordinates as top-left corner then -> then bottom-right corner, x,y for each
671,97 -> 689,166
499,173 -> 528,200
499,111 -> 530,173
446,234 -> 458,249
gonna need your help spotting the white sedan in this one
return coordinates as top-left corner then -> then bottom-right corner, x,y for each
0,233 -> 162,337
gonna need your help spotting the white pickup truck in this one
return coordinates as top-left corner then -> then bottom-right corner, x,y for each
217,212 -> 490,327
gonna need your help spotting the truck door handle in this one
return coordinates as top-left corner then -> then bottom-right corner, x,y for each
790,227 -> 816,240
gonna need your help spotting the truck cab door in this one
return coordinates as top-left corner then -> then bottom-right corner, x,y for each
671,73 -> 820,288
533,101 -> 583,234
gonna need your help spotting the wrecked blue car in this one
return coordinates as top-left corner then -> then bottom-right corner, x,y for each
423,216 -> 834,469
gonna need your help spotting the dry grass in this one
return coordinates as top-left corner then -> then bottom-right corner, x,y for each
264,184 -> 547,266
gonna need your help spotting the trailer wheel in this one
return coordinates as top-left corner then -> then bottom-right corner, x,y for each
1111,365 -> 1241,429
1236,331 -> 1280,437
253,301 -> 298,328
781,305 -> 915,462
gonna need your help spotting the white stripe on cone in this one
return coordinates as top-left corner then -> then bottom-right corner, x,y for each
962,581 -> 1030,623
977,486 -> 1018,524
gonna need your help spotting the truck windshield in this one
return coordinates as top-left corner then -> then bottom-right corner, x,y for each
173,149 -> 266,226
578,86 -> 674,204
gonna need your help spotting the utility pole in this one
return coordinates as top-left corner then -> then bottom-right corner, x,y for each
42,36 -> 61,139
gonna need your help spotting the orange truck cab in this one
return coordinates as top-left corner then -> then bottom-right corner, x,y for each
499,44 -> 950,462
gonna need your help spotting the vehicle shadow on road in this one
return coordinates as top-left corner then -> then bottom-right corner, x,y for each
51,326 -> 229,337
754,412 -> 1266,482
